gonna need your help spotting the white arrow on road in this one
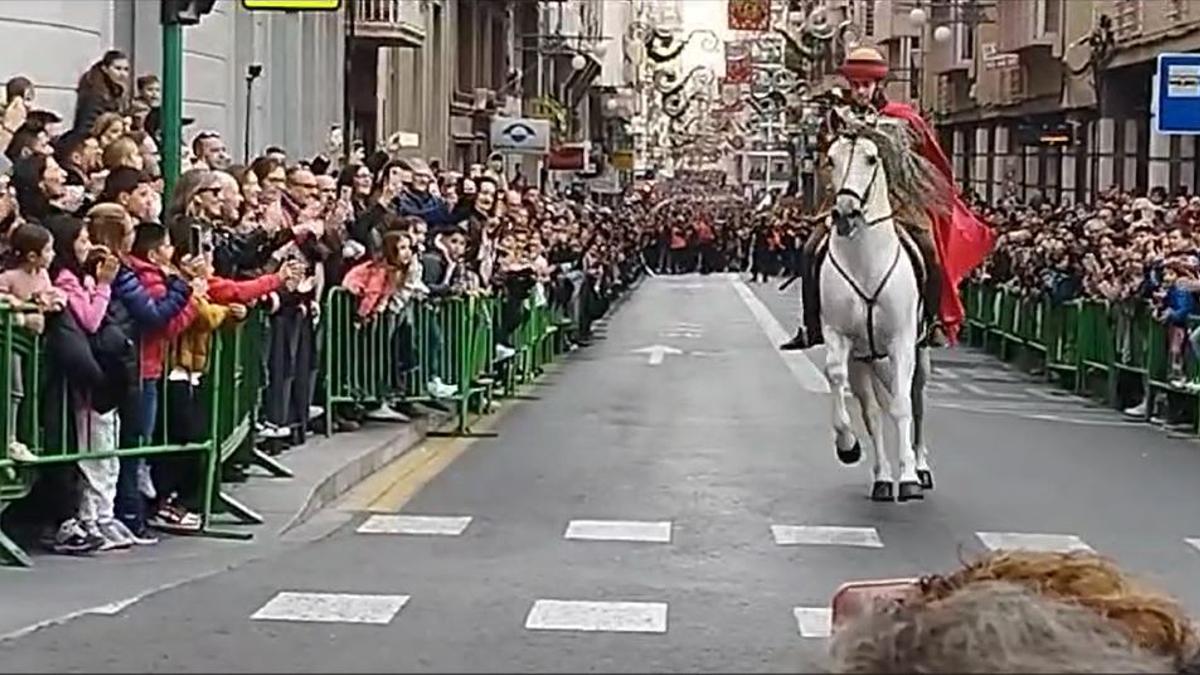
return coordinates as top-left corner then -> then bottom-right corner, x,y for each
631,344 -> 684,366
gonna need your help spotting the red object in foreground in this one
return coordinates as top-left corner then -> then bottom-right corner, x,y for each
831,578 -> 922,629
880,101 -> 997,344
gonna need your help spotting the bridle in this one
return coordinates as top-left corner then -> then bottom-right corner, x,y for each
833,133 -> 894,228
827,132 -> 904,362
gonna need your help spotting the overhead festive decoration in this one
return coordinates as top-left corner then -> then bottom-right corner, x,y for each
725,41 -> 752,84
728,0 -> 770,31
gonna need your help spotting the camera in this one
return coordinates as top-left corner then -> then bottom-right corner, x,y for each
247,64 -> 263,79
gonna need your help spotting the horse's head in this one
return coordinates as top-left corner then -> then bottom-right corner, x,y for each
827,132 -> 885,239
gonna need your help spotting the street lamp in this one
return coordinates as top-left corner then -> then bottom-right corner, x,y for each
933,25 -> 953,43
909,7 -> 927,27
571,53 -> 587,71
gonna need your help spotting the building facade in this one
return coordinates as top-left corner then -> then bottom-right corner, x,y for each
855,0 -> 1200,205
0,0 -> 345,160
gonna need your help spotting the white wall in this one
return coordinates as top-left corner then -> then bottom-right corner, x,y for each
0,0 -> 343,160
0,0 -> 114,123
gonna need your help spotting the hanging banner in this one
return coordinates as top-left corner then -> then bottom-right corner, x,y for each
725,41 -> 752,84
728,0 -> 770,31
243,0 -> 341,9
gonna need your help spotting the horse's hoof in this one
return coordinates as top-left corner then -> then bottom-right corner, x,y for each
898,481 -> 924,502
870,481 -> 894,502
917,470 -> 934,491
837,441 -> 862,465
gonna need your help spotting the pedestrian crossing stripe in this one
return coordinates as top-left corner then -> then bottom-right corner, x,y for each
793,607 -> 832,638
251,592 -> 409,624
525,600 -> 668,633
356,514 -> 472,536
565,519 -> 672,543
976,532 -> 1094,553
771,525 -> 883,548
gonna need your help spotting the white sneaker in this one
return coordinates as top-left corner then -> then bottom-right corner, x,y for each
94,520 -> 133,551
428,378 -> 458,399
257,422 -> 290,439
495,344 -> 516,361
8,440 -> 36,462
137,462 -> 157,500
1123,400 -> 1148,417
308,405 -> 325,421
366,403 -> 410,422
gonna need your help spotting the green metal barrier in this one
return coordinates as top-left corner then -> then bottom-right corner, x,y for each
2,282 -> 576,566
0,306 -> 268,567
962,282 -> 1200,427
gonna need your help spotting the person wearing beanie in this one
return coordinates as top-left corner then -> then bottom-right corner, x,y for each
780,45 -> 995,351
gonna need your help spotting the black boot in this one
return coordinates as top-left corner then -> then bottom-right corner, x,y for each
780,328 -> 809,351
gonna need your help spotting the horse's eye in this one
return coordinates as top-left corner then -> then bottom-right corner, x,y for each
866,155 -> 878,166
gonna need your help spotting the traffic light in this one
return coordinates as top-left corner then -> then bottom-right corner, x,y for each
162,0 -> 218,26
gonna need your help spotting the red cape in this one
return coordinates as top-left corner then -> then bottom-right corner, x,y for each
880,101 -> 996,343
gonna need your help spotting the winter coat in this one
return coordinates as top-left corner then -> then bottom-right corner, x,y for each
122,256 -> 197,379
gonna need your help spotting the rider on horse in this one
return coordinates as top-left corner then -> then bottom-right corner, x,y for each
780,46 -> 994,351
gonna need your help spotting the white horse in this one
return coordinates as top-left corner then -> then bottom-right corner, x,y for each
818,118 -> 943,502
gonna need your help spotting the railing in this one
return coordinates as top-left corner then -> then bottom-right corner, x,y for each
353,0 -> 426,45
0,288 -> 574,567
962,282 -> 1200,427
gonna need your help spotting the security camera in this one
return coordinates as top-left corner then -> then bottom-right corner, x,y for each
247,64 -> 263,80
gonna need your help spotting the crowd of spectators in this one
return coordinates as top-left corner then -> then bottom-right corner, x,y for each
971,185 -> 1200,390
0,49 -> 650,558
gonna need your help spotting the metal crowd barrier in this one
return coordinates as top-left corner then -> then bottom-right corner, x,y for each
0,289 -> 575,567
962,282 -> 1200,426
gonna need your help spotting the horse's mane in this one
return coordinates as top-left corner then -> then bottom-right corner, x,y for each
844,117 -> 954,223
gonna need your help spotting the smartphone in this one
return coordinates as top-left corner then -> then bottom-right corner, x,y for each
189,224 -> 203,257
830,578 -> 921,630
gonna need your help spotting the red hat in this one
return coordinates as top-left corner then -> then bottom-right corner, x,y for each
839,46 -> 889,82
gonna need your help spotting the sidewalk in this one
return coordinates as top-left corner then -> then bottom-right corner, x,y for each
0,417 -> 431,639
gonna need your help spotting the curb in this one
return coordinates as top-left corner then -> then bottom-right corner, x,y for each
279,416 -> 436,535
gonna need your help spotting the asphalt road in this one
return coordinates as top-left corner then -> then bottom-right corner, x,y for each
2,272 -> 1200,673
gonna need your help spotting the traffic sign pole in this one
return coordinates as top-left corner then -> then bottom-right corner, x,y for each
162,21 -> 183,199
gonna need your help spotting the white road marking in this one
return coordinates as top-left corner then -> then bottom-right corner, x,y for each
631,344 -> 683,366
976,532 -> 1094,553
934,367 -> 960,380
924,380 -> 959,394
730,277 -> 830,394
1186,538 -> 1200,553
771,525 -> 883,548
356,514 -> 473,536
793,607 -> 833,638
251,591 -> 410,625
524,600 -> 668,634
932,402 -> 1141,427
565,519 -> 672,543
961,382 -> 1023,399
85,596 -> 143,616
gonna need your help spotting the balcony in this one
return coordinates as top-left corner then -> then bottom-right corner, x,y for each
353,0 -> 426,48
996,0 -> 1056,55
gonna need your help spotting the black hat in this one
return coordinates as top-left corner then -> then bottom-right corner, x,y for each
144,106 -> 195,142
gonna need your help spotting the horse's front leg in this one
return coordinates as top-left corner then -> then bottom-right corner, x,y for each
823,329 -> 860,465
911,347 -> 933,490
888,340 -> 922,502
850,360 -> 892,501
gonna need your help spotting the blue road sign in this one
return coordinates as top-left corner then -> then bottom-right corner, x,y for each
1155,52 -> 1200,135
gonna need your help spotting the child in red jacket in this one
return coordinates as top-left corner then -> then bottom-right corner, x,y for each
124,222 -> 201,532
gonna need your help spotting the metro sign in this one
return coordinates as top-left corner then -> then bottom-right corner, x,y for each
242,0 -> 342,10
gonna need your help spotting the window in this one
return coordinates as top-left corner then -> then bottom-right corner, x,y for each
864,0 -> 876,37
1034,0 -> 1061,37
